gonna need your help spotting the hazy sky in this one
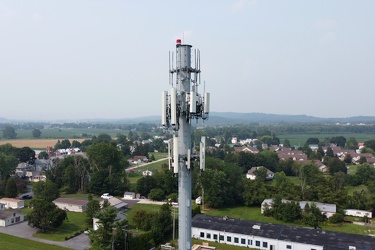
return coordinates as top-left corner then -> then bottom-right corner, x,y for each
1,1 -> 374,120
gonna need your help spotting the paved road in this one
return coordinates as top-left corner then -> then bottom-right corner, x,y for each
0,221 -> 90,250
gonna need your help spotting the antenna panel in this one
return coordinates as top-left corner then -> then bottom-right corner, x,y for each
187,149 -> 191,170
200,136 -> 206,171
170,87 -> 177,126
204,93 -> 210,114
190,91 -> 196,114
162,91 -> 168,127
173,136 -> 179,174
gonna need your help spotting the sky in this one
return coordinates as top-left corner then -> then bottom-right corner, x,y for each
0,0 -> 374,120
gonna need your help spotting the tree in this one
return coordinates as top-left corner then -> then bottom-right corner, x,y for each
85,195 -> 101,227
33,180 -> 60,202
303,203 -> 325,229
364,139 -> 375,152
27,199 -> 67,232
330,136 -> 347,148
152,204 -> 173,245
346,137 -> 358,150
306,138 -> 319,145
0,153 -> 18,179
283,138 -> 291,148
326,147 -> 334,157
2,125 -> 17,139
297,163 -> 321,199
89,206 -> 119,250
96,133 -> 112,143
17,147 -> 36,164
148,188 -> 165,201
242,179 -> 268,206
5,177 -> 18,198
254,167 -> 267,181
32,128 -> 42,138
327,158 -> 347,175
38,151 -> 49,159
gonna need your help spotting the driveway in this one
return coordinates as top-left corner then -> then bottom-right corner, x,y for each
0,221 -> 90,250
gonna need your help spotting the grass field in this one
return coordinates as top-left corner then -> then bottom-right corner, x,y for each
0,138 -> 85,149
0,233 -> 70,250
32,212 -> 87,242
126,203 -> 161,229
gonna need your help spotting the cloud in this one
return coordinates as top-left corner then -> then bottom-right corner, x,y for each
314,19 -> 337,45
231,0 -> 256,13
318,31 -> 336,44
314,19 -> 337,31
0,5 -> 15,19
31,12 -> 42,21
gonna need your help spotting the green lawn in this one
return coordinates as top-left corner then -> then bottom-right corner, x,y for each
149,152 -> 168,160
0,233 -> 70,250
203,206 -> 375,236
135,159 -> 168,171
126,203 -> 162,229
33,212 -> 87,242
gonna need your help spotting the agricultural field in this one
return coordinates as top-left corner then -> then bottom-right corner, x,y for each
10,128 -> 127,140
0,138 -> 85,149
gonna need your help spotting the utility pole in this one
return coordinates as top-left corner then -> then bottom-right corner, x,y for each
162,39 -> 209,250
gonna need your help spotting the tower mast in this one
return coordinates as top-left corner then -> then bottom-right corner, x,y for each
162,39 -> 209,250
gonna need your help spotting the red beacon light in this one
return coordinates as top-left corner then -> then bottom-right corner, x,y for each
176,39 -> 182,44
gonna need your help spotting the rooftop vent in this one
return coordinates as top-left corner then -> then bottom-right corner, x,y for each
252,225 -> 261,230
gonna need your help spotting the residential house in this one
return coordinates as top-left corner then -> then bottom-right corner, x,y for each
15,163 -> 34,177
246,167 -> 274,181
192,214 -> 375,250
101,197 -> 128,211
344,209 -> 372,218
26,170 -> 46,182
0,198 -> 24,209
52,197 -> 89,212
261,199 -> 336,218
0,210 -> 24,227
130,156 -> 148,165
233,146 -> 259,154
123,192 -> 136,200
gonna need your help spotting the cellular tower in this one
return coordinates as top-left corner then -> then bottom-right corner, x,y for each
162,39 -> 210,250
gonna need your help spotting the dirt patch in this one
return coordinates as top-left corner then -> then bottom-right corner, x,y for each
0,139 -> 86,149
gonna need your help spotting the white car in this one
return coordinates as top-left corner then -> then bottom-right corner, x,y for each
101,193 -> 113,199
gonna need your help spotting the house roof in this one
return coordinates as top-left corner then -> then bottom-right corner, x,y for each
0,198 -> 23,203
0,210 -> 22,219
53,197 -> 89,206
247,167 -> 274,175
262,199 -> 336,213
192,214 -> 375,250
105,197 -> 128,209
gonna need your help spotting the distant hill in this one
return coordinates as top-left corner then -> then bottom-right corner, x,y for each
1,113 -> 375,125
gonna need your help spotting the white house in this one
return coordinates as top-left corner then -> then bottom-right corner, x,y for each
0,210 -> 24,227
0,198 -> 24,209
123,192 -> 136,200
192,214 -> 375,250
261,199 -> 336,218
344,209 -> 372,218
246,167 -> 274,181
52,197 -> 89,212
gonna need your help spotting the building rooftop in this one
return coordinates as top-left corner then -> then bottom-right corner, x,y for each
192,214 -> 375,250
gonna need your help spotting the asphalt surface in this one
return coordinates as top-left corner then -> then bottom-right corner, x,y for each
0,221 -> 90,250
